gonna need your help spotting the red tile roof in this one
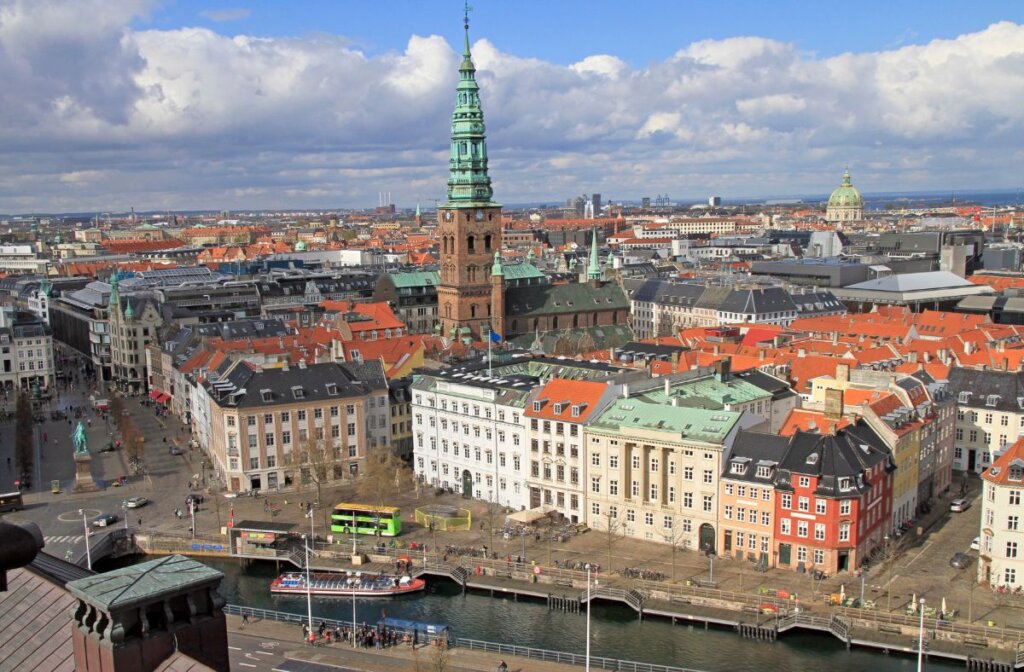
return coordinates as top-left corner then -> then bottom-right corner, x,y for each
525,378 -> 610,422
982,437 -> 1024,486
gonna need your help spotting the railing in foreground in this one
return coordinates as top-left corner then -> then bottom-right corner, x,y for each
455,638 -> 703,672
224,604 -> 704,672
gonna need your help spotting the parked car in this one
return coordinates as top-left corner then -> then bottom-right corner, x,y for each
950,498 -> 971,513
950,552 -> 972,570
92,513 -> 119,528
125,496 -> 148,509
186,494 -> 204,509
971,537 -> 980,551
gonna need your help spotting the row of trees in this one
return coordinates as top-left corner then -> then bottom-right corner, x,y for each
14,392 -> 33,480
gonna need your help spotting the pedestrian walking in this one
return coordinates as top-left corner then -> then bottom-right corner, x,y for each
242,613 -> 249,626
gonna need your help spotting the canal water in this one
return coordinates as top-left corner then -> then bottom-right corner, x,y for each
198,558 -> 958,672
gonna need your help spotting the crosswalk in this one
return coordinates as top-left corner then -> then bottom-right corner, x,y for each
44,535 -> 84,545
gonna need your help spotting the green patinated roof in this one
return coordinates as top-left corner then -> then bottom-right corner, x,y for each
591,398 -> 742,445
444,11 -> 497,209
505,282 -> 629,317
639,376 -> 770,410
587,227 -> 601,280
66,554 -> 223,611
389,270 -> 439,288
501,262 -> 545,282
828,169 -> 863,207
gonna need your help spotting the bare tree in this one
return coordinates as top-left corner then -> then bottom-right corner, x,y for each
430,638 -> 452,672
660,515 -> 689,581
15,392 -> 33,481
297,437 -> 338,532
481,499 -> 505,557
356,448 -> 413,513
599,509 -> 625,573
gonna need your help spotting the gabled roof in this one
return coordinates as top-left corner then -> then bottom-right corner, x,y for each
982,437 -> 1024,486
505,282 -> 629,317
525,378 -> 610,423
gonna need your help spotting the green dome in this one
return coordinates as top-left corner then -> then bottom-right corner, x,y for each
294,240 -> 307,251
828,169 -> 863,207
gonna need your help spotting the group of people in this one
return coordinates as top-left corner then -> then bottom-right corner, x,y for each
297,620 -> 438,650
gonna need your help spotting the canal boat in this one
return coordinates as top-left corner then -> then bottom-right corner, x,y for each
270,571 -> 426,597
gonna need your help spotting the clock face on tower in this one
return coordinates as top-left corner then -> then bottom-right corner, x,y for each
444,211 -> 453,222
475,209 -> 484,221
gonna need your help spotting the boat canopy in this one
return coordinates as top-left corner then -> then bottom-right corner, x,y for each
380,617 -> 449,635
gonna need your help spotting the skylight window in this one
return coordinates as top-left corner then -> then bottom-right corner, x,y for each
291,386 -> 304,400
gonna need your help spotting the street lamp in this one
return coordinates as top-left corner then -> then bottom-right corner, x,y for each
916,597 -> 926,672
884,534 -> 892,612
585,563 -> 593,672
78,508 -> 92,571
302,533 -> 313,641
709,551 -> 715,584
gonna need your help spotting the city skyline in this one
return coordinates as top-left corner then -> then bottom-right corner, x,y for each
1,0 -> 1022,212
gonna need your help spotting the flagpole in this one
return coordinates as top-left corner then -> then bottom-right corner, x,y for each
488,330 -> 493,377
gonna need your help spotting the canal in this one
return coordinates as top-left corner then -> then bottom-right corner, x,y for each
197,557 -> 959,672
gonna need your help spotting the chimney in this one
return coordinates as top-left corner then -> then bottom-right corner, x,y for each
67,555 -> 229,672
621,383 -> 630,399
714,356 -> 732,382
908,351 -> 918,363
835,362 -> 850,384
664,378 -> 671,395
797,348 -> 806,358
824,387 -> 844,421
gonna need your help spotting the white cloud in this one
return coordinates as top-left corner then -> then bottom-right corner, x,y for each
0,6 -> 1020,212
199,8 -> 250,22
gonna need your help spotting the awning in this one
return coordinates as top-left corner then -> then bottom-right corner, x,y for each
149,389 -> 163,401
157,392 -> 171,404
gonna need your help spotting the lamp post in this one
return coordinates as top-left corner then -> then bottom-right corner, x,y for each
585,563 -> 593,672
709,551 -> 715,584
122,500 -> 128,531
78,508 -> 92,570
302,534 -> 313,640
917,597 -> 926,672
884,534 -> 892,612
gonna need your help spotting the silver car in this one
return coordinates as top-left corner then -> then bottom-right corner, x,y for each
950,498 -> 971,513
125,497 -> 148,509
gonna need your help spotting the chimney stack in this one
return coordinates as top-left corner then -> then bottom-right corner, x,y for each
824,387 -> 844,421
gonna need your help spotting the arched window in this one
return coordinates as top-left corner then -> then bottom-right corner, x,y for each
484,234 -> 492,251
445,303 -> 452,318
486,303 -> 491,316
467,235 -> 475,253
533,318 -> 539,331
470,305 -> 477,318
573,314 -> 579,328
553,316 -> 559,329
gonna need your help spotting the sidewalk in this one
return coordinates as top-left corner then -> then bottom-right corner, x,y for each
227,614 -> 580,672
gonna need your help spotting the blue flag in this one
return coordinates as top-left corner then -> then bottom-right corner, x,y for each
489,329 -> 501,344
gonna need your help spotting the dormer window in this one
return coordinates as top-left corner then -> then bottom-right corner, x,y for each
553,403 -> 563,414
325,383 -> 338,396
958,391 -> 972,404
571,405 -> 582,418
730,462 -> 747,475
1009,461 -> 1024,482
260,389 -> 273,403
839,477 -> 852,491
806,453 -> 819,466
986,395 -> 1000,407
756,465 -> 772,479
291,386 -> 304,400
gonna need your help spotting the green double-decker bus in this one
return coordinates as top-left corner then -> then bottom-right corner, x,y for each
330,502 -> 402,537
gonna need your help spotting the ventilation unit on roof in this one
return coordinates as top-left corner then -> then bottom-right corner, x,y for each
806,453 -> 819,465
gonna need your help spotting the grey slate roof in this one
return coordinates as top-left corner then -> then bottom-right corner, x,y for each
206,360 -> 387,408
773,422 -> 892,498
947,368 -> 1024,413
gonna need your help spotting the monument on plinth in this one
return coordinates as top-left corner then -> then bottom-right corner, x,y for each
71,421 -> 101,493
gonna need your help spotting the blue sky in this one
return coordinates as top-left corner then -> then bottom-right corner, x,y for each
143,1 -> 1022,66
0,0 -> 1021,212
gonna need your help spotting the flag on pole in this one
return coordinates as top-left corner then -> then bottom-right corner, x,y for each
227,503 -> 235,529
489,329 -> 501,344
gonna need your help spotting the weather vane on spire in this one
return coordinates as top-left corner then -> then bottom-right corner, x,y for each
464,2 -> 473,30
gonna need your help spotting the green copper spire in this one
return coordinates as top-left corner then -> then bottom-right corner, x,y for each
124,300 -> 134,321
108,272 -> 119,310
445,4 -> 496,208
526,247 -> 536,265
491,249 -> 504,276
415,202 -> 421,217
587,226 -> 601,281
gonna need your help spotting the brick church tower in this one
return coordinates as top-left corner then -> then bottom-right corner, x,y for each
437,8 -> 503,343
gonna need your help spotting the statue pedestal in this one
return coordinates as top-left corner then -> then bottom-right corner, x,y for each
72,453 -> 101,493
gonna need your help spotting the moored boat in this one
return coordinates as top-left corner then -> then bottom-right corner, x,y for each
270,571 -> 426,597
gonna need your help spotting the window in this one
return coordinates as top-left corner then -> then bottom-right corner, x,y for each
684,466 -> 693,481
263,413 -> 273,425
724,505 -> 733,520
650,457 -> 659,472
313,408 -> 323,420
591,477 -> 601,494
761,511 -> 770,526
780,518 -> 791,535
609,454 -> 618,468
347,422 -> 356,437
298,410 -> 307,421
725,484 -> 734,496
227,416 -> 236,427
632,455 -> 640,469
1009,515 -> 1019,531
797,521 -> 808,538
649,483 -> 658,500
282,430 -> 291,445
781,494 -> 792,509
813,549 -> 825,565
736,508 -> 745,522
663,516 -> 673,529
1007,541 -> 1019,558
703,495 -> 713,512
796,546 -> 808,562
839,523 -> 850,542
1011,491 -> 1022,506
814,523 -> 825,541
281,411 -> 290,423
1006,568 -> 1017,585
683,492 -> 693,508
631,481 -> 640,497
815,499 -> 827,515
591,502 -> 600,516
840,500 -> 851,515
798,476 -> 810,488
265,433 -> 274,447
703,469 -> 713,484
591,453 -> 600,466
798,497 -> 809,512
249,456 -> 259,469
609,480 -> 619,496
247,415 -> 256,427
668,486 -> 676,503
644,512 -> 654,526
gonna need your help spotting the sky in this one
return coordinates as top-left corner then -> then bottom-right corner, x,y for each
0,0 -> 1022,213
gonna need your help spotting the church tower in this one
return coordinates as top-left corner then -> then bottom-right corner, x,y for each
437,8 -> 503,342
